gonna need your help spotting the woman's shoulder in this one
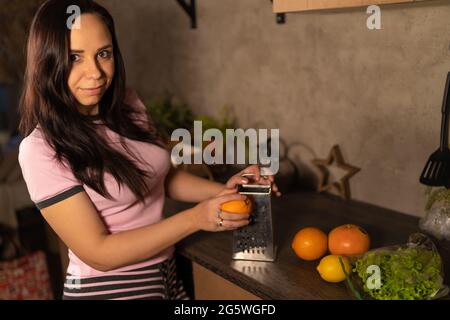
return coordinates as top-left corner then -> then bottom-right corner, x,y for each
18,128 -> 56,164
18,129 -> 81,205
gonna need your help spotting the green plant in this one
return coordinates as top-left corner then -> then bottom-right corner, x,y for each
145,96 -> 238,141
194,106 -> 255,164
144,96 -> 194,141
194,104 -> 236,135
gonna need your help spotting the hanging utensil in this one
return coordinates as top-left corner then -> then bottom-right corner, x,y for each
420,72 -> 450,187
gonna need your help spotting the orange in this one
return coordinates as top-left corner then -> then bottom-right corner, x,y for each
328,224 -> 370,256
220,197 -> 253,214
291,227 -> 328,261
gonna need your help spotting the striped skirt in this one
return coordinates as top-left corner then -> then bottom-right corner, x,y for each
63,256 -> 189,300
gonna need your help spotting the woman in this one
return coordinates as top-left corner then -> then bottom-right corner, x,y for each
18,0 -> 280,300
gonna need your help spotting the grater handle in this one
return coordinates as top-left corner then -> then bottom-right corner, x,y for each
241,172 -> 271,182
238,173 -> 271,194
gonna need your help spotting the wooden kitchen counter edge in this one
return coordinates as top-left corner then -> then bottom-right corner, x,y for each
163,191 -> 450,300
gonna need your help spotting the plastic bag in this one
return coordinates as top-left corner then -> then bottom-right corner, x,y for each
419,200 -> 450,240
345,233 -> 449,300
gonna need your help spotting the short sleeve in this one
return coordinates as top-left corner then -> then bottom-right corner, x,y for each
18,136 -> 84,210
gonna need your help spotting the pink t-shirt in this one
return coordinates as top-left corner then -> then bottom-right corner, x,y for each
18,90 -> 174,277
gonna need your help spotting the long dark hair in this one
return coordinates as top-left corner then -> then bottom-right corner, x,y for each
19,0 -> 165,203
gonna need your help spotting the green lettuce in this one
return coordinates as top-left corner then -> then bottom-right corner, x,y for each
353,247 -> 443,300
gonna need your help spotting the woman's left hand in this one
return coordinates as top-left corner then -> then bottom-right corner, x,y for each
224,164 -> 282,197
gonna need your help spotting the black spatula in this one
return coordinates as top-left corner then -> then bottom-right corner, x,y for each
420,72 -> 450,188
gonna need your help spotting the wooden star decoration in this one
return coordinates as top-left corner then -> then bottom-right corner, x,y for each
312,145 -> 360,201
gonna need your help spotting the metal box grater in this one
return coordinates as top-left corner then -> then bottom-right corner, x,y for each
232,174 -> 276,262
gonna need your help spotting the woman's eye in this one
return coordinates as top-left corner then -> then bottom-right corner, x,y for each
98,50 -> 112,59
70,54 -> 80,62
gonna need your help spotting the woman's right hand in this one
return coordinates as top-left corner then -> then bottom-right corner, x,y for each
190,188 -> 251,232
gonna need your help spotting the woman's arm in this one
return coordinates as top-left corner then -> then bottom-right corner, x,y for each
41,189 -> 249,272
165,164 -> 282,203
165,166 -> 226,202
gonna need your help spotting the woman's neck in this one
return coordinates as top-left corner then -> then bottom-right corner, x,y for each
78,104 -> 99,116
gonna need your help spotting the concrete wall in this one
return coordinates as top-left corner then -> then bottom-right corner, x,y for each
99,0 -> 450,217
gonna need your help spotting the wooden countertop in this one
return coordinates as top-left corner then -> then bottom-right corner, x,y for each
164,191 -> 450,300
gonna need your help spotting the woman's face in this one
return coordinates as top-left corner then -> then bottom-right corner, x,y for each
68,13 -> 114,114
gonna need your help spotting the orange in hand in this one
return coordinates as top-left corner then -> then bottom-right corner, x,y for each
220,197 -> 253,214
292,227 -> 328,261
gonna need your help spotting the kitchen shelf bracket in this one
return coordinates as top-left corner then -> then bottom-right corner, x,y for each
276,12 -> 286,24
176,0 -> 197,29
270,0 -> 285,24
